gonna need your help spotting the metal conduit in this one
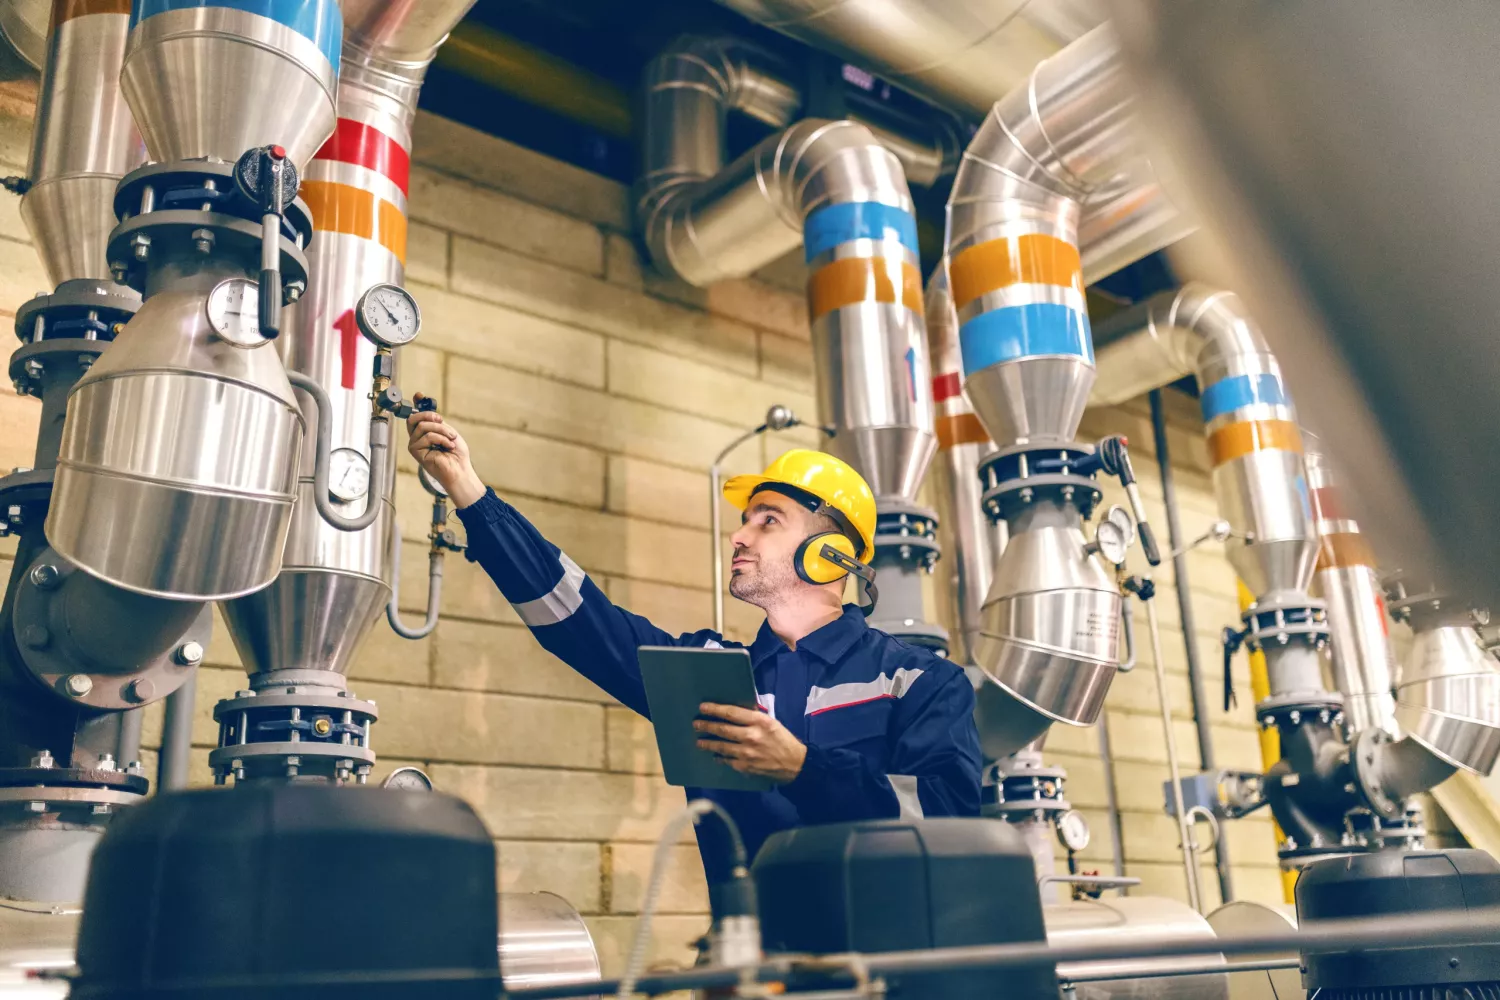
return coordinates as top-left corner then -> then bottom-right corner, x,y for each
1150,388 -> 1233,904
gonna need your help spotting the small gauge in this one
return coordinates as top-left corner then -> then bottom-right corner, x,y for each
355,282 -> 421,348
1057,809 -> 1091,853
382,766 -> 434,792
329,447 -> 371,503
1092,519 -> 1130,566
206,278 -> 263,347
418,466 -> 448,499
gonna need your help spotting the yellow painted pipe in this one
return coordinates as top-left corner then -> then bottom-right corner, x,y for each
1238,580 -> 1298,904
433,22 -> 635,140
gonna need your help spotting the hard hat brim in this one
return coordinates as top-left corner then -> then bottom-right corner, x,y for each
721,474 -> 873,562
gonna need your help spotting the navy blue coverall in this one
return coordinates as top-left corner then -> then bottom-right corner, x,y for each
455,489 -> 983,885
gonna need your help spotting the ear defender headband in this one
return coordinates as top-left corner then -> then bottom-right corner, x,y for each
753,484 -> 879,616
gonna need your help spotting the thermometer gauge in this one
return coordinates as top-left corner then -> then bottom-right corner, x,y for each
328,447 -> 371,503
206,278 -> 264,347
355,282 -> 421,348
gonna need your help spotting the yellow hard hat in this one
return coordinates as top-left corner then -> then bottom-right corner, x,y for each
723,449 -> 876,561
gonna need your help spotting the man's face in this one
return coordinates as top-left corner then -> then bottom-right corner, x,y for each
728,492 -> 823,608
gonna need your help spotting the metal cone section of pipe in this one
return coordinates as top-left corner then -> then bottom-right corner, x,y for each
1385,582 -> 1500,778
221,0 -> 477,682
20,0 -> 144,287
121,0 -> 342,168
942,26 -> 1136,759
925,269 -> 1005,667
1304,435 -> 1399,736
45,1 -> 345,602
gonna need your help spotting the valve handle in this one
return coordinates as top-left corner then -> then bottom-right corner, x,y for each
1097,436 -> 1163,567
233,144 -> 298,340
1221,626 -> 1246,712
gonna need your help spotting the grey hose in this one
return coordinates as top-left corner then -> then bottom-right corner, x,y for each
386,518 -> 443,640
287,369 -> 388,533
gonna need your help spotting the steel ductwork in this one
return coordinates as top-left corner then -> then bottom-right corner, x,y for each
943,24 -> 1155,757
0,0 -> 45,69
221,0 -> 477,690
1304,433 -> 1399,737
20,0 -> 144,287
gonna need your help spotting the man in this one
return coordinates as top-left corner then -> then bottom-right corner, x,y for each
405,398 -> 982,890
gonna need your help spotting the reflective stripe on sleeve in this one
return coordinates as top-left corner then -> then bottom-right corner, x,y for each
511,552 -> 587,627
888,774 -> 924,818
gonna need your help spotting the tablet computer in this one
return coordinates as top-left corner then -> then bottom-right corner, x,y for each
637,646 -> 775,792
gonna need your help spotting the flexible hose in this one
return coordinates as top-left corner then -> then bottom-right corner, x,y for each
617,799 -> 747,1000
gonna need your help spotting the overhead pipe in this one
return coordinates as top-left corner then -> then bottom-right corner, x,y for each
943,22 -> 1163,760
639,36 -> 944,648
1092,285 -> 1500,860
0,0 -> 45,69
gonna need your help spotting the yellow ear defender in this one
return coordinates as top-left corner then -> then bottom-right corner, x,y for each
794,531 -> 879,615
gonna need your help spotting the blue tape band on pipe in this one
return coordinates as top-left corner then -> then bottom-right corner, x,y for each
1199,372 -> 1288,422
958,303 -> 1094,376
132,0 -> 342,73
803,202 -> 918,262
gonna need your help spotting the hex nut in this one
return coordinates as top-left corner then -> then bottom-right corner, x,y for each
127,678 -> 156,702
175,641 -> 204,666
28,563 -> 59,590
21,624 -> 49,649
63,673 -> 93,697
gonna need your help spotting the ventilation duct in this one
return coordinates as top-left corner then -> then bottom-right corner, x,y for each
1091,286 -> 1500,857
942,23 -> 1163,757
638,36 -> 943,647
1304,433 -> 1398,737
713,0 -> 1107,118
221,0 -> 477,689
19,0 -> 143,286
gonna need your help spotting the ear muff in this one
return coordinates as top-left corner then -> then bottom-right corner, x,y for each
795,531 -> 856,586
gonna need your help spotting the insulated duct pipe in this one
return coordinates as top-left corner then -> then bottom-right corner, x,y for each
0,0 -> 44,69
1304,434 -> 1399,737
639,36 -> 943,648
924,268 -> 1003,666
943,23 -> 1152,760
222,0 -> 476,688
1092,286 -> 1500,854
19,0 -> 143,286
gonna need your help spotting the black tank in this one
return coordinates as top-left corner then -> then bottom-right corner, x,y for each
752,817 -> 1054,1000
69,783 -> 501,1000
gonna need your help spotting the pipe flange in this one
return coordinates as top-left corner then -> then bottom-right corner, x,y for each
0,765 -> 148,795
1242,599 -> 1330,651
112,158 -> 314,240
0,466 -> 54,515
1254,693 -> 1345,730
1344,803 -> 1425,849
1350,726 -> 1404,820
213,688 -> 380,718
13,277 -> 140,345
107,211 -> 310,295
10,547 -> 213,711
208,742 -> 378,784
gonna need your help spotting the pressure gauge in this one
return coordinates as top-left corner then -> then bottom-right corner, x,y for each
355,282 -> 421,348
328,447 -> 371,503
1057,809 -> 1091,853
206,278 -> 263,347
382,766 -> 434,792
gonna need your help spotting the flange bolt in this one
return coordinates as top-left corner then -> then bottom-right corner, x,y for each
175,641 -> 204,666
64,673 -> 92,697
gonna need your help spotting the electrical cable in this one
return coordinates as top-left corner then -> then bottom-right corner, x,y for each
616,799 -> 749,1000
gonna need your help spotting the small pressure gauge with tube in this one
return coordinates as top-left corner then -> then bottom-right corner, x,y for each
355,282 -> 421,348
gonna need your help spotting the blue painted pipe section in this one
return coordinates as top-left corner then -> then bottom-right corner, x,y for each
1199,372 -> 1288,422
131,0 -> 342,73
959,303 -> 1093,376
803,202 -> 919,262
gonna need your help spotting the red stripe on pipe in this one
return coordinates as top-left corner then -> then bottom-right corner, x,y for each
313,119 -> 411,196
932,371 -> 962,402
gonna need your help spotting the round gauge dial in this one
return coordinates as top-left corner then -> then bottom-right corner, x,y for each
1056,809 -> 1091,852
328,447 -> 371,503
382,766 -> 434,792
1106,504 -> 1135,543
206,278 -> 263,347
1093,521 -> 1129,566
418,466 -> 448,499
355,282 -> 421,348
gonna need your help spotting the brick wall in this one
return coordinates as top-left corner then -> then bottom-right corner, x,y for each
0,100 -> 1349,971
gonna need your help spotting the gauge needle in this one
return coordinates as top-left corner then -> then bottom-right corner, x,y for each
381,301 -> 400,327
